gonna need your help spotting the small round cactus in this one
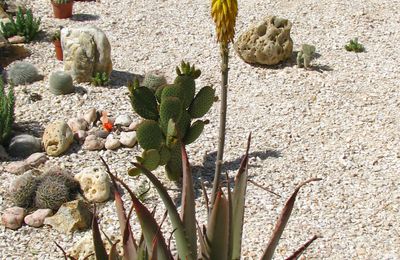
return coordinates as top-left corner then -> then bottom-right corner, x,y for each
49,71 -> 74,95
142,72 -> 167,92
35,178 -> 70,210
10,172 -> 38,208
7,61 -> 40,85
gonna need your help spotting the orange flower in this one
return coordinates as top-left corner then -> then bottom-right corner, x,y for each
103,122 -> 113,132
100,111 -> 113,132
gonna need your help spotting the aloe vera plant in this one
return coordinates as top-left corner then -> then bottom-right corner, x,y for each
67,134 -> 321,260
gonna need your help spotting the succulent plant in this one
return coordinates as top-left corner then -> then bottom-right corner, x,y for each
0,78 -> 14,145
10,172 -> 38,208
142,72 -> 167,92
52,0 -> 72,4
129,62 -> 216,180
297,44 -> 316,69
91,72 -> 110,86
49,71 -> 74,95
0,7 -> 41,42
7,61 -> 40,85
74,139 -> 320,260
34,169 -> 80,210
344,38 -> 365,53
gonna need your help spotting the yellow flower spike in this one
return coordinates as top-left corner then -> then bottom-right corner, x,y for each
211,0 -> 238,43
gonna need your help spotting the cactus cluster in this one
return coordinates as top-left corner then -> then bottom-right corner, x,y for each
49,71 -> 74,95
0,78 -> 14,145
7,61 -> 40,85
128,61 -> 216,180
10,168 -> 80,211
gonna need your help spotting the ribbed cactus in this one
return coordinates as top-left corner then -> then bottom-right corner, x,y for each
49,71 -> 74,95
128,62 -> 215,180
297,44 -> 316,69
0,78 -> 15,145
7,61 -> 40,85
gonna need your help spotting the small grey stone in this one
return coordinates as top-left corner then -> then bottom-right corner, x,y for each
83,108 -> 97,126
67,118 -> 88,133
82,136 -> 105,151
114,114 -> 133,127
8,134 -> 42,158
105,136 -> 121,150
119,131 -> 136,148
25,152 -> 48,167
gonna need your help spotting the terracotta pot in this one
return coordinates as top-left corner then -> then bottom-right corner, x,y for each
51,1 -> 74,19
53,40 -> 63,61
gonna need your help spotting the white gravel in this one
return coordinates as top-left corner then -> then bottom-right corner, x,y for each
1,0 -> 400,259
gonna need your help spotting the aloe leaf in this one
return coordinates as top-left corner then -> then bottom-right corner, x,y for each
114,185 -> 138,260
102,159 -> 172,260
134,162 -> 195,260
261,178 -> 322,260
180,144 -> 198,259
285,235 -> 320,260
92,206 -> 109,260
206,190 -> 229,260
108,241 -> 120,260
231,134 -> 251,259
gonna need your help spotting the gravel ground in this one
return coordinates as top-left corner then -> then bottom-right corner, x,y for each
1,0 -> 400,259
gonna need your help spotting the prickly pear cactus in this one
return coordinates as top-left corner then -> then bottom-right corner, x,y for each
128,61 -> 215,181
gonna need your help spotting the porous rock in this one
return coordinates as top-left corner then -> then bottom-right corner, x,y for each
61,26 -> 112,83
74,167 -> 110,203
42,120 -> 74,156
235,16 -> 293,65
44,200 -> 92,233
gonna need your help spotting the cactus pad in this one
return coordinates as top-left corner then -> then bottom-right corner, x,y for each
129,80 -> 159,121
183,120 -> 207,145
188,86 -> 215,118
136,120 -> 164,150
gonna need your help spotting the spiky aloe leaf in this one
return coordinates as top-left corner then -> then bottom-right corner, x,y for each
230,134 -> 251,259
205,190 -> 229,260
180,144 -> 198,259
108,242 -> 120,260
92,207 -> 109,260
261,178 -> 322,260
113,184 -> 138,260
133,163 -> 195,260
101,158 -> 172,260
285,235 -> 320,260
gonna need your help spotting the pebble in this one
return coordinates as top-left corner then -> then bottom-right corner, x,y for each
24,209 -> 53,228
82,135 -> 105,151
1,207 -> 27,230
119,131 -> 136,148
67,117 -> 88,133
114,114 -> 133,127
83,108 -> 97,125
105,136 -> 121,150
5,161 -> 29,174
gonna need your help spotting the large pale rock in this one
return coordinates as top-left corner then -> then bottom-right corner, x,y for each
44,200 -> 92,233
1,206 -> 26,230
24,209 -> 53,228
43,120 -> 74,156
74,167 -> 110,203
61,26 -> 112,83
8,134 -> 42,158
235,16 -> 293,65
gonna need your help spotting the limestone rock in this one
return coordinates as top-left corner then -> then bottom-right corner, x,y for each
105,135 -> 120,150
43,120 -> 74,156
5,161 -> 29,174
82,135 -> 105,150
24,209 -> 53,228
74,167 -> 110,203
1,206 -> 26,230
235,16 -> 293,65
114,114 -> 132,127
83,108 -> 97,125
44,200 -> 92,233
68,117 -> 88,133
8,134 -> 42,158
119,131 -> 136,148
8,35 -> 25,44
61,26 -> 112,83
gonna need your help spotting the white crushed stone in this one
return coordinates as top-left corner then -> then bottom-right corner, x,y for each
1,0 -> 400,259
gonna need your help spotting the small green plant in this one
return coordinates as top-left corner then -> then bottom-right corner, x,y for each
0,7 -> 41,42
297,44 -> 316,69
51,29 -> 61,42
0,78 -> 15,145
345,38 -> 365,52
128,61 -> 215,181
91,72 -> 110,86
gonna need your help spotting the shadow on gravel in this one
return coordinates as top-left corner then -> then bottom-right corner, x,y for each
108,70 -> 143,88
13,120 -> 44,137
71,13 -> 100,22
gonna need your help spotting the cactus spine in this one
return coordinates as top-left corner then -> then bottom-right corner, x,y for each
0,78 -> 14,145
128,62 -> 216,180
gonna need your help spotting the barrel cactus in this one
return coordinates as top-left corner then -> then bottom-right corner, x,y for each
142,72 -> 167,92
0,78 -> 14,145
7,61 -> 40,85
128,61 -> 216,180
49,71 -> 74,95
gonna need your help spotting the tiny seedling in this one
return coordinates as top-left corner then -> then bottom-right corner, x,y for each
345,38 -> 365,52
91,72 -> 109,86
